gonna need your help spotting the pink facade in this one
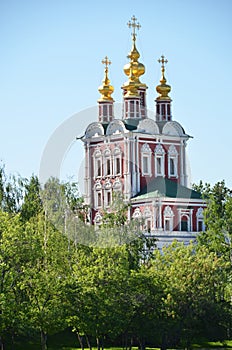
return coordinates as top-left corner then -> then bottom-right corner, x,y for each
82,17 -> 206,248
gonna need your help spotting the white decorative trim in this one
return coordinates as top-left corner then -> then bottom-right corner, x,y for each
196,207 -> 205,232
168,145 -> 178,178
178,209 -> 193,232
113,178 -> 122,191
155,144 -> 165,177
94,211 -> 102,225
143,206 -> 152,218
164,206 -> 174,232
141,143 -> 152,176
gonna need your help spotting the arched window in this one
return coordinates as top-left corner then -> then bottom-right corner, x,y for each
143,206 -> 152,233
113,147 -> 122,176
196,207 -> 205,232
94,181 -> 102,208
168,145 -> 178,178
155,144 -> 165,177
178,209 -> 193,232
104,180 -> 112,207
141,143 -> 152,176
103,148 -> 112,176
93,149 -> 102,178
163,206 -> 174,232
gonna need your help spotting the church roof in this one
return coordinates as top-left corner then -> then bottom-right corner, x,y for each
132,177 -> 202,201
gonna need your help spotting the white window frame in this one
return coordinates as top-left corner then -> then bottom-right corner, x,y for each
178,209 -> 193,232
141,143 -> 152,176
196,207 -> 205,232
168,145 -> 178,178
93,149 -> 102,179
155,144 -> 165,177
163,206 -> 174,232
103,149 -> 112,177
113,147 -> 122,176
94,181 -> 102,209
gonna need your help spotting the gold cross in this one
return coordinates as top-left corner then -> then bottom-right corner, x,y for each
158,55 -> 168,69
127,15 -> 141,37
102,56 -> 111,69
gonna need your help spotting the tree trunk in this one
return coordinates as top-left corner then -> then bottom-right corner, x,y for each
85,334 -> 92,350
76,331 -> 84,350
96,337 -> 100,350
41,330 -> 47,350
0,336 -> 4,350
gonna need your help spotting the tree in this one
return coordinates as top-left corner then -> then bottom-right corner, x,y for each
19,214 -> 72,350
20,175 -> 43,222
0,163 -> 25,214
0,212 -> 31,349
67,245 -> 131,350
150,241 -> 230,349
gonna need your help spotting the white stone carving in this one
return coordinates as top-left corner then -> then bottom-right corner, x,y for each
132,207 -> 142,218
141,143 -> 151,153
168,144 -> 178,155
164,206 -> 174,217
155,144 -> 165,154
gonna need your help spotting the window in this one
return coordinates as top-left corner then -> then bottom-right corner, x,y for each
105,191 -> 111,207
97,192 -> 102,207
97,159 -> 101,177
116,158 -> 121,174
143,155 -> 149,174
106,159 -> 111,175
156,157 -> 162,174
141,143 -> 151,176
155,144 -> 165,177
168,145 -> 178,178
104,149 -> 111,176
178,209 -> 193,232
181,217 -> 188,231
163,206 -> 174,232
196,207 -> 205,232
93,150 -> 102,179
113,147 -> 122,176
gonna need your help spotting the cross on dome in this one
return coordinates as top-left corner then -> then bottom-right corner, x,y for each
158,55 -> 168,69
102,56 -> 111,69
127,15 -> 141,38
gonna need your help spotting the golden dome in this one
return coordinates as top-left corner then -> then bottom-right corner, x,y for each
123,16 -> 147,96
156,55 -> 171,100
98,56 -> 114,102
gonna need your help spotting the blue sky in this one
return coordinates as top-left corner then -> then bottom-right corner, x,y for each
0,0 -> 232,191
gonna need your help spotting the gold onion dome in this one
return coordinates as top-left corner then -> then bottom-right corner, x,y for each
156,55 -> 171,100
98,56 -> 114,102
123,16 -> 146,97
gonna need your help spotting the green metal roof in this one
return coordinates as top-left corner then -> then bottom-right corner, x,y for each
132,177 -> 202,201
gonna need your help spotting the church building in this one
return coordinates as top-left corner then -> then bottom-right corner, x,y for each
82,16 -> 206,248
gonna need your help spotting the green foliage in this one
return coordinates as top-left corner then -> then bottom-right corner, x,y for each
0,169 -> 231,349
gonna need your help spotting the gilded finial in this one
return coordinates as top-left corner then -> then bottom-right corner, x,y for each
156,55 -> 171,100
102,56 -> 111,69
98,56 -> 114,102
127,15 -> 141,40
123,16 -> 146,97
